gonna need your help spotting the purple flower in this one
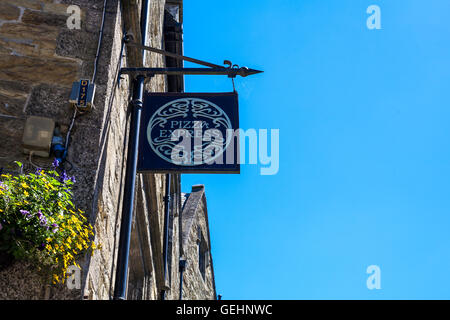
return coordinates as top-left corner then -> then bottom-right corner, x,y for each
37,210 -> 48,227
69,176 -> 76,183
38,243 -> 45,251
59,170 -> 69,183
35,168 -> 42,175
52,159 -> 60,168
39,217 -> 47,227
20,210 -> 32,220
51,223 -> 59,233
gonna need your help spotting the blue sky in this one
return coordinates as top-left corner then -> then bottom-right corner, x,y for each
180,0 -> 450,299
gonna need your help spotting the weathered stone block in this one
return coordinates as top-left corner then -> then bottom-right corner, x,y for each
0,3 -> 21,21
25,83 -> 73,121
55,29 -> 97,60
2,0 -> 42,11
0,38 -> 38,57
34,39 -> 58,57
43,3 -> 75,16
0,79 -> 31,101
0,94 -> 27,117
65,123 -> 102,170
0,117 -> 26,161
22,9 -> 68,28
0,54 -> 80,87
68,167 -> 97,215
0,22 -> 59,42
0,260 -> 47,300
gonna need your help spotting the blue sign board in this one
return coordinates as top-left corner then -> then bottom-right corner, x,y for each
138,92 -> 240,173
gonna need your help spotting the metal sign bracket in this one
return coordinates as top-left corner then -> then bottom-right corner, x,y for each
120,33 -> 263,80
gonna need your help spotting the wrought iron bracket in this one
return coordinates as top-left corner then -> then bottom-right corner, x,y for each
120,67 -> 261,79
120,33 -> 263,80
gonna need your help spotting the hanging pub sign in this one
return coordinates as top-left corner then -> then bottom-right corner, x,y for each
138,92 -> 240,173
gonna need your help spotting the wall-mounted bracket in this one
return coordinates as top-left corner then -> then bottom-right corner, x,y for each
120,66 -> 262,79
120,36 -> 263,80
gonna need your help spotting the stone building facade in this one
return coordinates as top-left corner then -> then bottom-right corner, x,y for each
0,0 -> 216,300
180,185 -> 216,300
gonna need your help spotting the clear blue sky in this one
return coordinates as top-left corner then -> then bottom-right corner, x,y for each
180,0 -> 450,299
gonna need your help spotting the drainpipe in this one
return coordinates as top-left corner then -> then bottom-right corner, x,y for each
161,173 -> 171,300
113,0 -> 150,300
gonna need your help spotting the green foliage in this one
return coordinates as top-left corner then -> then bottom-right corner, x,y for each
0,162 -> 99,283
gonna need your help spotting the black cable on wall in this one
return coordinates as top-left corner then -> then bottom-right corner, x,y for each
63,0 -> 108,170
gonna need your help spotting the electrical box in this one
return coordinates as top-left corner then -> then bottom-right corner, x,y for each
22,116 -> 55,158
69,79 -> 96,110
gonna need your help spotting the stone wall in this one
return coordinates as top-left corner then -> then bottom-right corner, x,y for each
181,186 -> 216,300
0,0 -> 106,300
0,0 -> 216,301
0,0 -> 168,300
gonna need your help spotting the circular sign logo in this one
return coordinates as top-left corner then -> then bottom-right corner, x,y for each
147,98 -> 233,166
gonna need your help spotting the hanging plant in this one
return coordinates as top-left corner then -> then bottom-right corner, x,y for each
0,160 -> 99,284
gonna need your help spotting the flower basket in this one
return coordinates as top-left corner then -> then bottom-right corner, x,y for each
0,161 -> 99,283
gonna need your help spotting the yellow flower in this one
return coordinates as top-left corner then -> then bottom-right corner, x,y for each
23,190 -> 29,197
21,182 -> 29,189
